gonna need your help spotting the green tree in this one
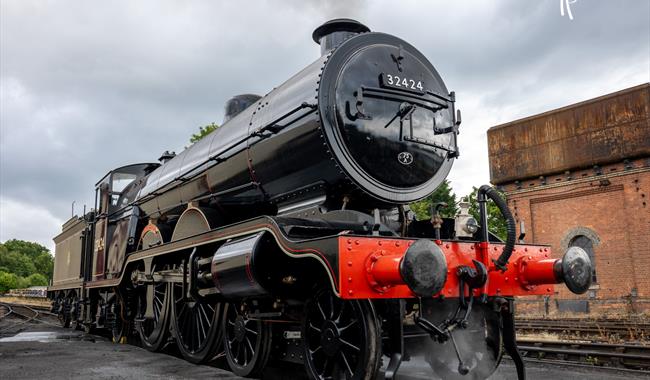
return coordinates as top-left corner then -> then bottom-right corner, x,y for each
409,180 -> 458,220
3,239 -> 49,259
190,122 -> 220,143
0,250 -> 36,277
34,253 -> 54,280
464,186 -> 508,241
0,240 -> 54,282
0,271 -> 18,293
16,276 -> 30,289
25,273 -> 48,287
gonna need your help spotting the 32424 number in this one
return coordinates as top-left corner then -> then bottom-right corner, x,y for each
383,73 -> 424,92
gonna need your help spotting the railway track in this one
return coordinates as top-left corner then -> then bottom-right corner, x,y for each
516,318 -> 650,341
3,301 -> 650,374
0,302 -> 60,336
517,339 -> 650,372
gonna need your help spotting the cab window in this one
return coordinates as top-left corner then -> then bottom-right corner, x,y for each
110,172 -> 137,207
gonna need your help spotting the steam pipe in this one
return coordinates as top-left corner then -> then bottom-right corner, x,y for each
478,185 -> 516,271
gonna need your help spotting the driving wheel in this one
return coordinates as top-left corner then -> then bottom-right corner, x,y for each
135,263 -> 171,351
222,302 -> 272,377
172,277 -> 224,363
302,289 -> 381,380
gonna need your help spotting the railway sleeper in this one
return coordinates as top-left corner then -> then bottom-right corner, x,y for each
519,344 -> 650,370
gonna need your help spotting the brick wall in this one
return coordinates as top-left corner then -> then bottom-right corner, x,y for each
502,158 -> 650,316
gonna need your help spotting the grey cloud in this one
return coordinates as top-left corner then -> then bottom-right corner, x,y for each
1,0 -> 648,249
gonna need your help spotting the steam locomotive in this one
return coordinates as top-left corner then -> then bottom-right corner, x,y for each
48,19 -> 593,380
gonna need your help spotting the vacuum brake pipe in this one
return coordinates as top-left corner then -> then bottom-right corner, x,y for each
478,185 -> 516,271
475,185 -> 593,294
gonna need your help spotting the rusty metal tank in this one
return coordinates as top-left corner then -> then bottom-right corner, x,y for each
488,83 -> 650,184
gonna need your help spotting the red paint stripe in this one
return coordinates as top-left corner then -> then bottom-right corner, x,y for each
87,220 -> 339,290
244,254 -> 255,283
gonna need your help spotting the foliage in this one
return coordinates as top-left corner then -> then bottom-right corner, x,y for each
33,254 -> 54,280
0,239 -> 54,292
3,239 -> 49,259
409,180 -> 458,220
465,186 -> 508,241
190,122 -> 220,144
25,273 -> 48,287
0,250 -> 36,277
16,276 -> 30,289
0,271 -> 18,293
408,182 -> 509,241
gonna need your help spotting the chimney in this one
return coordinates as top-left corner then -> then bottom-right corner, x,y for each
312,18 -> 370,56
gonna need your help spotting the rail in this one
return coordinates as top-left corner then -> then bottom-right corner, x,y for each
517,339 -> 650,371
516,318 -> 650,341
0,302 -> 60,335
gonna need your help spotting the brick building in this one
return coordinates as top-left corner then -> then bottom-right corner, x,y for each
487,83 -> 650,316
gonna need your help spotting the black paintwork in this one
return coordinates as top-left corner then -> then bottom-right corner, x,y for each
211,232 -> 269,298
400,239 -> 448,297
313,18 -> 370,56
132,31 -> 457,221
319,33 -> 457,203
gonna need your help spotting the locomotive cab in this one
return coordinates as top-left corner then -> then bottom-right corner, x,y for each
91,163 -> 158,280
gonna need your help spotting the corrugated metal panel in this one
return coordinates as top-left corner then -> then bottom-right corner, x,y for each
487,83 -> 650,184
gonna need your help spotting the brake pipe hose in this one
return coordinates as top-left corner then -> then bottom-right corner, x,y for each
478,185 -> 516,271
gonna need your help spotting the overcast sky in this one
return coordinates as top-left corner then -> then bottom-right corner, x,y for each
1,0 -> 649,251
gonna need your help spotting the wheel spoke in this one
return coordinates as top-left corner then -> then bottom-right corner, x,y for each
197,309 -> 206,342
178,303 -> 188,319
317,301 -> 327,321
195,313 -> 201,348
340,338 -> 360,352
243,339 -> 249,365
199,304 -> 212,326
246,336 -> 255,360
320,357 -> 330,375
335,301 -> 346,323
328,292 -> 335,319
339,351 -> 354,377
309,323 -> 321,333
235,340 -> 243,363
339,318 -> 358,333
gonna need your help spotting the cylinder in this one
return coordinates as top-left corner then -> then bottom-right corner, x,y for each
211,232 -> 268,298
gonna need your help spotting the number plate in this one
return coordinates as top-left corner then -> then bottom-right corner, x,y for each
380,73 -> 425,94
